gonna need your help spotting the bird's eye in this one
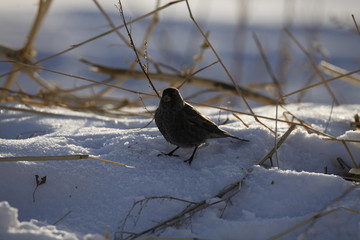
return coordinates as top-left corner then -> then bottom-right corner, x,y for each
163,95 -> 171,102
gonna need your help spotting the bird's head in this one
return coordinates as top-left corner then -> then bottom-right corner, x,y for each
159,87 -> 185,111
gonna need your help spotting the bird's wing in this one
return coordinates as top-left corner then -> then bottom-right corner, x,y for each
182,103 -> 249,141
182,103 -> 226,136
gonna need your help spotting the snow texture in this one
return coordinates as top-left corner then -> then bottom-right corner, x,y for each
0,104 -> 359,240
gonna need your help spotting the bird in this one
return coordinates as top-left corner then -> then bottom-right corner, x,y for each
154,87 -> 249,165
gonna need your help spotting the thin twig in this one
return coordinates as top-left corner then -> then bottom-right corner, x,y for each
117,0 -> 160,98
0,155 -> 134,168
23,0 -> 53,53
189,60 -> 219,78
282,68 -> 360,99
269,206 -> 359,240
178,60 -> 221,90
37,0 -> 183,65
281,107 -> 334,138
92,0 -> 129,46
324,99 -> 335,133
352,14 -> 360,35
52,210 -> 72,225
184,0 -> 276,134
92,0 -> 163,98
12,62 -> 156,97
230,0 -> 249,82
135,237 -> 207,240
0,155 -> 90,162
189,32 -> 211,75
232,113 -> 249,128
89,156 -> 135,168
269,185 -> 359,240
340,141 -> 358,167
274,104 -> 280,167
319,60 -> 360,87
257,124 -> 296,166
1,0 -> 53,94
284,29 -> 339,105
119,195 -> 199,238
125,180 -> 244,239
252,33 -> 284,97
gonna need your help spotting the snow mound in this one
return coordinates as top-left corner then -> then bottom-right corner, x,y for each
0,103 -> 359,240
0,201 -> 104,240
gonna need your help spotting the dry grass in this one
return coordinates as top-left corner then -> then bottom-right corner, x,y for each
268,186 -> 360,240
1,1 -> 359,239
0,155 -> 134,168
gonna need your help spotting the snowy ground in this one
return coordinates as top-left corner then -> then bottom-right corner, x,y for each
1,0 -> 360,239
0,103 -> 359,240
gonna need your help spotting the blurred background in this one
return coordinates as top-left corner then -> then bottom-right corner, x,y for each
0,0 -> 359,109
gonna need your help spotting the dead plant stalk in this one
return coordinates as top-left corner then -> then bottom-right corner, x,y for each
117,0 -> 160,98
185,0 -> 276,134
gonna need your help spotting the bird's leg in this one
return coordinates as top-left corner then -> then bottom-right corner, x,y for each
184,146 -> 198,165
158,146 -> 180,157
166,146 -> 180,156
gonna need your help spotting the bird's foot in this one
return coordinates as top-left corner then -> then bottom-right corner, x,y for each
157,146 -> 180,157
157,152 -> 179,157
184,146 -> 198,165
184,158 -> 193,165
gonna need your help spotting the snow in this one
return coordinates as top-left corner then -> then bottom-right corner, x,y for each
0,201 -> 104,240
1,0 -> 360,239
0,104 -> 359,240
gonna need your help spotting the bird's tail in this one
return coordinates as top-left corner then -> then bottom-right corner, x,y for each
229,134 -> 249,142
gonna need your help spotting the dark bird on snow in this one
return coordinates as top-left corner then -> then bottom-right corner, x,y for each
155,87 -> 249,165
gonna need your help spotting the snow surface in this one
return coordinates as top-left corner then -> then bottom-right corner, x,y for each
0,103 -> 359,240
1,0 -> 360,239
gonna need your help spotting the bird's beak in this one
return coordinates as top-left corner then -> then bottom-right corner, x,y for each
163,95 -> 171,102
